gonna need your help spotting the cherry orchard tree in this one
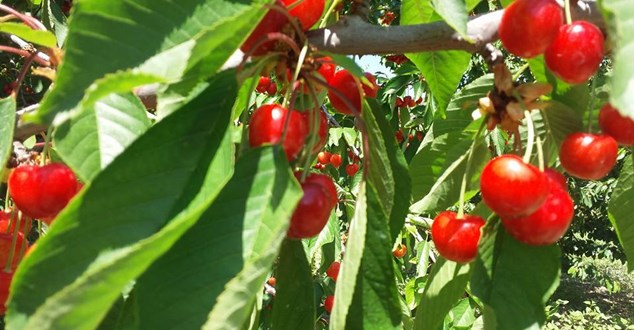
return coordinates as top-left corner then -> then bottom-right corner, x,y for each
0,0 -> 632,329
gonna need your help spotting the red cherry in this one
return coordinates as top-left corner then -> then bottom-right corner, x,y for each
0,271 -> 13,315
317,151 -> 331,164
0,232 -> 25,270
395,98 -> 404,108
324,295 -> 335,313
501,175 -> 574,246
8,163 -> 79,219
256,76 -> 271,93
328,70 -> 362,115
316,56 -> 336,83
498,0 -> 563,58
295,172 -> 337,208
239,2 -> 289,56
248,104 -> 308,160
559,132 -> 617,180
599,103 -> 634,146
395,130 -> 404,144
362,72 -> 379,98
282,0 -> 325,30
480,155 -> 549,217
0,210 -> 29,235
431,211 -> 485,263
330,154 -> 342,168
544,168 -> 567,190
267,277 -> 276,286
402,96 -> 413,108
416,131 -> 423,141
392,244 -> 407,258
345,163 -> 359,176
545,21 -> 604,84
287,182 -> 332,239
326,261 -> 340,281
266,82 -> 278,96
302,110 -> 329,154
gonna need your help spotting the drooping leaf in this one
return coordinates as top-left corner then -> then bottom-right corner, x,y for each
471,224 -> 561,330
30,0 -> 265,124
134,147 -> 300,330
0,22 -> 57,47
271,239 -> 316,330
608,154 -> 634,271
54,92 -> 151,182
0,98 -> 16,181
7,71 -> 238,330
413,259 -> 471,330
602,0 -> 634,120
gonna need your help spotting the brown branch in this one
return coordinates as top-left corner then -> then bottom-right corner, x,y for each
306,0 -> 603,55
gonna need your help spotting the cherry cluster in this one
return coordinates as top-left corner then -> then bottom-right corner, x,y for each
395,95 -> 422,109
0,162 -> 80,313
255,76 -> 278,96
499,0 -> 604,84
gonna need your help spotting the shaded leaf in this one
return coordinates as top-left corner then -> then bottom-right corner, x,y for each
608,155 -> 634,271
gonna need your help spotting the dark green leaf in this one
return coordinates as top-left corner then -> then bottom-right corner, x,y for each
54,93 -> 151,182
608,154 -> 634,272
42,0 -> 69,47
97,291 -> 139,330
471,225 -> 561,329
413,259 -> 471,330
7,71 -> 238,330
271,239 -> 316,330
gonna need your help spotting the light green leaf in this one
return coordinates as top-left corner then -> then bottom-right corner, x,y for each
608,154 -> 634,272
0,22 -> 57,47
0,98 -> 16,181
430,0 -> 469,40
471,225 -> 561,329
30,0 -> 265,124
42,0 -> 69,47
54,92 -> 151,182
7,71 -> 238,330
414,259 -> 471,330
602,0 -> 634,120
271,239 -> 315,330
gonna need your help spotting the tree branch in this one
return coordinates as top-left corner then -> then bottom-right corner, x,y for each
307,1 -> 603,55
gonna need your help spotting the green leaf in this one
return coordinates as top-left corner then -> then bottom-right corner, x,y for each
364,99 -> 411,239
413,259 -> 471,330
54,92 -> 151,182
409,75 -> 493,214
134,147 -> 300,329
0,22 -> 57,47
97,291 -> 139,330
31,0 -> 265,124
608,154 -> 634,272
602,0 -> 634,120
0,98 -> 16,181
42,0 -> 69,47
7,71 -> 238,330
471,224 -> 561,329
430,0 -> 469,40
271,239 -> 316,330
344,184 -> 403,329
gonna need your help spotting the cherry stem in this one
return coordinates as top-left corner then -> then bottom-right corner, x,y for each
18,217 -> 29,260
0,4 -> 43,30
0,45 -> 50,67
522,110 -> 535,164
457,121 -> 486,219
283,41 -> 309,108
512,63 -> 529,82
319,0 -> 340,28
564,0 -> 573,25
40,127 -> 53,166
300,77 -> 325,181
242,32 -> 301,61
587,75 -> 598,133
536,135 -> 545,172
11,52 -> 37,100
3,210 -> 22,272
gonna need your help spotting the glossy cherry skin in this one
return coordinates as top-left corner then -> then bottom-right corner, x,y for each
345,163 -> 359,176
316,57 -> 336,83
559,132 -> 618,180
362,72 -> 379,98
302,110 -> 328,154
248,104 -> 308,160
0,232 -> 25,270
544,168 -> 567,190
431,211 -> 485,263
267,276 -> 276,286
282,0 -> 325,30
256,76 -> 271,93
317,151 -> 331,165
239,1 -> 289,56
545,21 -> 604,84
392,244 -> 407,258
498,0 -> 563,58
330,154 -> 342,168
294,172 -> 338,208
501,174 -> 574,245
480,155 -> 549,217
326,261 -> 340,282
8,163 -> 79,219
324,295 -> 335,313
287,182 -> 332,239
328,70 -> 362,115
0,271 -> 13,315
599,103 -> 634,146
